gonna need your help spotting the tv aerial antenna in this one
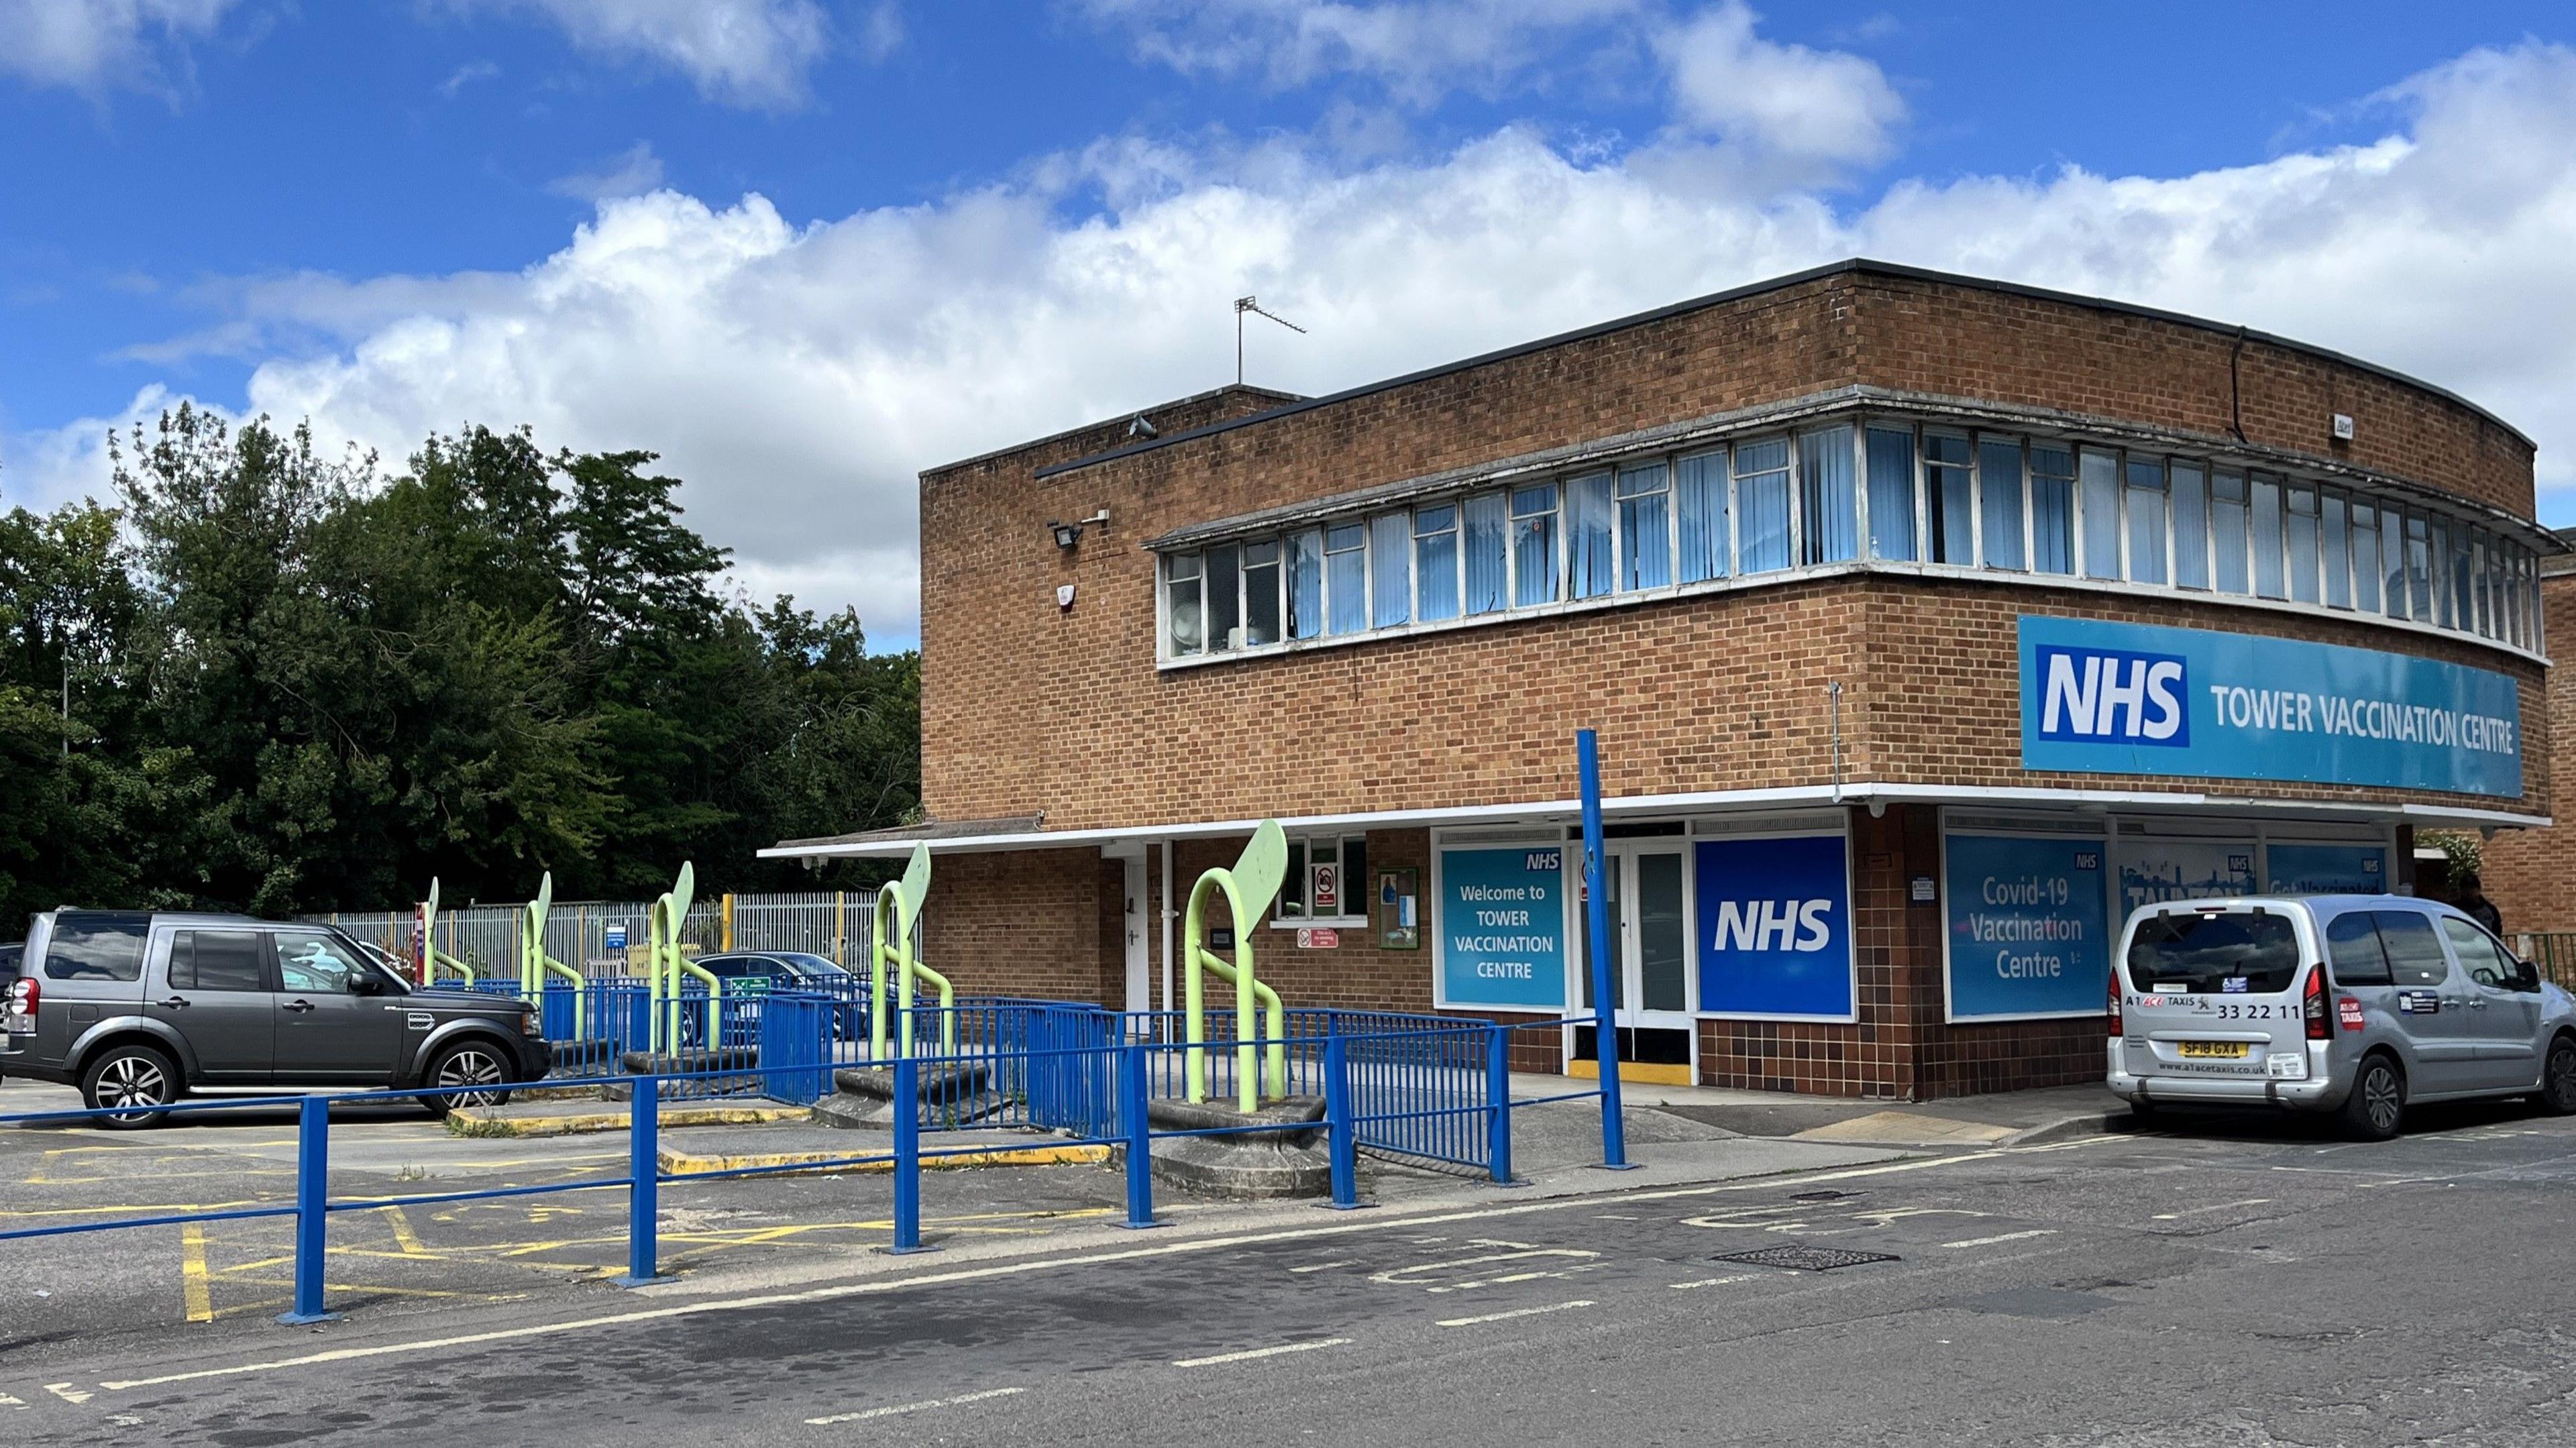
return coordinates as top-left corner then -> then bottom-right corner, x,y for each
1234,295 -> 1305,385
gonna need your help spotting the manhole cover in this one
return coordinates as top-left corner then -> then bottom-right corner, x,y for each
1712,1244 -> 1900,1272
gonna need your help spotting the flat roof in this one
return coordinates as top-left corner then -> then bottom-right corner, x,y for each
1032,258 -> 2536,482
925,384 -> 1301,478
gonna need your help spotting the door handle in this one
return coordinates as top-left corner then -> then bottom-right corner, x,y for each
2466,997 -> 2489,1009
283,999 -> 316,1013
158,996 -> 188,1009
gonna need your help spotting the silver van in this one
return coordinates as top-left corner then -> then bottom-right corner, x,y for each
2107,895 -> 2576,1139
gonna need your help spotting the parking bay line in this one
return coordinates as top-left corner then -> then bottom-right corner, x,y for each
1173,1339 -> 1350,1368
180,1224 -> 214,1325
92,1138 -> 2122,1394
1438,1300 -> 1593,1328
1938,1229 -> 2059,1249
806,1387 -> 1024,1424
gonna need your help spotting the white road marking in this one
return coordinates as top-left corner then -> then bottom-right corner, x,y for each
0,1393 -> 27,1409
1369,1247 -> 1599,1294
91,1137 -> 2124,1394
1172,1338 -> 1350,1368
2151,1198 -> 2270,1220
1670,1274 -> 1760,1290
1288,1260 -> 1354,1274
44,1384 -> 93,1405
805,1387 -> 1023,1425
1438,1300 -> 1594,1328
1939,1229 -> 2059,1249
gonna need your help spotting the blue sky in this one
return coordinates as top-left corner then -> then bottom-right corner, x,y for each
5,1 -> 2576,647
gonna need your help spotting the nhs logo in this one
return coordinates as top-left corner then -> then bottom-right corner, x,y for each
1695,834 -> 1856,1018
1709,899 -> 1833,952
2035,645 -> 2189,747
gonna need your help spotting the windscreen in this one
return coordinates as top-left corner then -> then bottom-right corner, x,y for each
2125,911 -> 2302,994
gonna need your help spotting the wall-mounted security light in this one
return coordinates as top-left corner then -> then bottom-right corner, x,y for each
1049,520 -> 1083,549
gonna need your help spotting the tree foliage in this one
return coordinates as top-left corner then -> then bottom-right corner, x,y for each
0,408 -> 916,934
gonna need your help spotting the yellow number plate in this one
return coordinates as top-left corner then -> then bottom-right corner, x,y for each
2178,1040 -> 2250,1059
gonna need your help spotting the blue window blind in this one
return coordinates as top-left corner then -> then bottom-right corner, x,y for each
1677,451 -> 1728,583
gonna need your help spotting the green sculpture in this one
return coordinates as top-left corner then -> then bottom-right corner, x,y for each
419,878 -> 476,985
646,862 -> 719,1053
517,872 -> 586,1035
1185,820 -> 1289,1113
871,843 -> 953,1058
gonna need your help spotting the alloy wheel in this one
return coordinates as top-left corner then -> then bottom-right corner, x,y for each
99,1055 -> 172,1119
2363,1066 -> 2404,1135
2548,1044 -> 2576,1112
436,1048 -> 508,1109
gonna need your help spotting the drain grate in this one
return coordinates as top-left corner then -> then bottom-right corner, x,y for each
1712,1244 -> 1900,1272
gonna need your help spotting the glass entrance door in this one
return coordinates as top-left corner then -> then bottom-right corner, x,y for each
1575,844 -> 1694,1070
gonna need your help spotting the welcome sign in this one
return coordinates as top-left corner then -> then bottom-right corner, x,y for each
2019,616 -> 2524,797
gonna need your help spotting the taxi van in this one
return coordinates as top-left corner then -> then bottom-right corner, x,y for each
2107,895 -> 2576,1139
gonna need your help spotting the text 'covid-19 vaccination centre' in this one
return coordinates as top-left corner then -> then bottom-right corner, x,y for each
765,259 -> 2569,1101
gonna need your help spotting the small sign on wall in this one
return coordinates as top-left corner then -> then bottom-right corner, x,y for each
1296,927 -> 1340,949
1210,928 -> 1235,950
1375,867 -> 1420,950
1311,862 -> 1340,915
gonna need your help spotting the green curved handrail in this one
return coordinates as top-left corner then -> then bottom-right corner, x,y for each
871,844 -> 952,1058
420,877 -> 476,986
518,871 -> 586,1036
1185,820 -> 1289,1113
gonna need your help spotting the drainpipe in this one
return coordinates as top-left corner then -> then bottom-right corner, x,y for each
1159,842 -> 1175,1015
1827,680 -> 1845,804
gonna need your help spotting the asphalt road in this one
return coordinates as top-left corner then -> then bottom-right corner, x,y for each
7,1098 -> 2576,1445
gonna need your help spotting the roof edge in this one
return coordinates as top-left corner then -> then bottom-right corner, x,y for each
924,384 -> 1302,480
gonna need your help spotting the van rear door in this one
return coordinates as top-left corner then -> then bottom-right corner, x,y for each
2121,905 -> 2314,1085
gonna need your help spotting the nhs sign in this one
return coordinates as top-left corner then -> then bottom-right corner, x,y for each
1695,834 -> 1855,1019
2034,645 -> 2190,746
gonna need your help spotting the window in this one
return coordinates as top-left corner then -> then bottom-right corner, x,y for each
2447,522 -> 2473,633
1617,462 -> 1672,590
2125,457 -> 2169,586
1165,553 -> 1203,656
1243,539 -> 1282,645
2471,531 -> 2493,638
1927,433 -> 1974,565
2383,509 -> 2410,621
1369,513 -> 1411,627
1413,507 -> 1460,622
2124,911 -> 2299,994
1735,438 -> 1792,573
2320,493 -> 2350,609
2285,486 -> 2319,605
1278,834 -> 1368,921
1798,425 -> 1857,565
169,930 -> 266,993
2211,470 -> 2249,595
1462,494 -> 1507,614
1865,427 -> 1916,561
1980,437 -> 2026,571
2251,474 -> 2286,600
1205,542 -> 1242,651
1677,451 -> 1729,582
2442,917 -> 2516,989
2031,445 -> 2075,575
275,930 -> 368,995
1326,524 -> 1368,634
2169,463 -> 2208,590
2405,513 -> 2432,622
2079,449 -> 2121,579
2324,913 -> 2394,987
1568,470 -> 1616,600
1287,529 -> 1323,639
1510,485 -> 1558,606
2373,911 -> 2450,987
2349,502 -> 2379,613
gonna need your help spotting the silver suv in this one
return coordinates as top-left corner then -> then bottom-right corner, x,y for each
2108,895 -> 2576,1139
1,908 -> 553,1126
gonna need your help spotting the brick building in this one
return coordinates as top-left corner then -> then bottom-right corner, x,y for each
2480,526 -> 2576,936
767,260 -> 2562,1101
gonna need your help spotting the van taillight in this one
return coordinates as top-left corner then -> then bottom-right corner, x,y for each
2303,966 -> 2328,1041
2107,970 -> 2123,1036
5,977 -> 33,1017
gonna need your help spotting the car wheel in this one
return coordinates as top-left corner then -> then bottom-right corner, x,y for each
2340,1054 -> 2406,1141
82,1044 -> 182,1129
421,1042 -> 514,1117
2538,1036 -> 2576,1117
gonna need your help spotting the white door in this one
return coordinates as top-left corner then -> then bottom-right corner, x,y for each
1575,843 -> 1695,1070
1122,856 -> 1151,1015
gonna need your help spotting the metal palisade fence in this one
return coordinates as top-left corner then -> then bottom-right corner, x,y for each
314,891 -> 877,980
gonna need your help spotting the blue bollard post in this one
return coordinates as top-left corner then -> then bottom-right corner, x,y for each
888,1056 -> 932,1253
1118,1044 -> 1164,1229
277,1095 -> 340,1324
1324,1034 -> 1362,1210
617,1074 -> 670,1286
1578,729 -> 1633,1170
1487,1024 -> 1517,1186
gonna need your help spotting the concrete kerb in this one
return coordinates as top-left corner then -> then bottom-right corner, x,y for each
448,1101 -> 812,1139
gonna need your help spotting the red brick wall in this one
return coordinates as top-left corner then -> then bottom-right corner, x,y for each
2481,567 -> 2576,933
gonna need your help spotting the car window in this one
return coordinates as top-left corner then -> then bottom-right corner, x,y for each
170,930 -> 267,993
2125,911 -> 2302,993
274,930 -> 370,994
703,957 -> 754,979
2440,917 -> 2514,989
2324,913 -> 2394,987
43,913 -> 152,982
2371,912 -> 2450,988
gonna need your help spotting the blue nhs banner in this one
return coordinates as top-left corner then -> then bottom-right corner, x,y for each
2020,616 -> 2523,797
1695,834 -> 1854,1019
1439,847 -> 1567,1009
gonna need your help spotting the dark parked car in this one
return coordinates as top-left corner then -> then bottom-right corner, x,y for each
0,909 -> 552,1126
694,951 -> 868,1039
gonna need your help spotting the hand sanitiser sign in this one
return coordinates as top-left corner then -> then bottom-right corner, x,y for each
2019,616 -> 2522,797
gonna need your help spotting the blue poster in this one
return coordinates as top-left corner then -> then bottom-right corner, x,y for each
2265,843 -> 2388,895
1945,833 -> 2111,1019
1695,834 -> 1854,1018
1439,846 -> 1567,1009
2019,616 -> 2523,797
2116,841 -> 2257,917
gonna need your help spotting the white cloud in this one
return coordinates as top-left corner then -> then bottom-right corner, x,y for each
437,58 -> 500,97
0,0 -> 238,98
546,141 -> 667,201
13,40 -> 2576,649
1656,1 -> 1902,168
445,0 -> 837,108
1079,0 -> 1650,104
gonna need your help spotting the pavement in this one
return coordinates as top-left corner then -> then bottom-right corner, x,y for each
1513,1072 -> 2127,1148
7,1089 -> 2576,1445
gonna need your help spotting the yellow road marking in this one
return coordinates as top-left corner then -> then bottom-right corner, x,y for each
180,1224 -> 213,1324
380,1205 -> 430,1256
0,1201 -> 260,1217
